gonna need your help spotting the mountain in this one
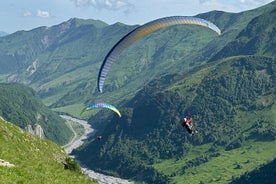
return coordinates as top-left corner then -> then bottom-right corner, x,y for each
73,2 -> 275,183
75,55 -> 276,183
0,117 -> 96,184
0,1 -> 275,183
0,2 -> 274,118
0,31 -> 8,37
0,83 -> 72,145
210,7 -> 276,61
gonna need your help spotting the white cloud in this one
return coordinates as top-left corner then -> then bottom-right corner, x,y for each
23,10 -> 32,17
71,0 -> 91,7
36,9 -> 50,18
199,0 -> 273,5
197,0 -> 274,13
199,0 -> 212,3
237,0 -> 269,5
238,0 -> 272,3
70,0 -> 135,14
198,0 -> 216,4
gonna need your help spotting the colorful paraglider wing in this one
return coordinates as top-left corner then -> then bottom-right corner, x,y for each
80,102 -> 122,117
98,16 -> 221,93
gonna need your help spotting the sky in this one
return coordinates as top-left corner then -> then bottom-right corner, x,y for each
0,0 -> 274,33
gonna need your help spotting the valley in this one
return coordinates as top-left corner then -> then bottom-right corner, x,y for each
61,115 -> 134,184
0,1 -> 275,183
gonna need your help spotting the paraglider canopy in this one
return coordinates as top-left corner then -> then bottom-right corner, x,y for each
97,16 -> 221,93
80,102 -> 121,117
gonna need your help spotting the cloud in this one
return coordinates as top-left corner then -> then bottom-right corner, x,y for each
238,0 -> 270,3
36,9 -> 50,18
199,0 -> 273,4
197,0 -> 274,13
71,0 -> 135,14
23,10 -> 32,17
198,0 -> 216,4
22,9 -> 50,18
237,0 -> 274,5
199,0 -> 212,3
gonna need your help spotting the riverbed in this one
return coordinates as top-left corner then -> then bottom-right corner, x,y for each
60,115 -> 134,184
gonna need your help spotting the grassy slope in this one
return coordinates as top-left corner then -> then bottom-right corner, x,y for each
154,102 -> 276,184
154,140 -> 276,184
152,58 -> 276,183
0,117 -> 96,184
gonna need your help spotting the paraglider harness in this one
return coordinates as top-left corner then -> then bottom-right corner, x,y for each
181,117 -> 196,135
97,135 -> 103,140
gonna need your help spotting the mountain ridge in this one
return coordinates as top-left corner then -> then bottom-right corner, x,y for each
0,1 -> 275,183
210,7 -> 276,61
1,3 -> 274,113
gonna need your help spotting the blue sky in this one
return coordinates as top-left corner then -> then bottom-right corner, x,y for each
1,0 -> 274,33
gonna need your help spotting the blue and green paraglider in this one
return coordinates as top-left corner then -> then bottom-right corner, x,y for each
80,102 -> 121,117
97,16 -> 221,93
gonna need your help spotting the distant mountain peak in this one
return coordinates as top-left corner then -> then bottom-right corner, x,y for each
66,17 -> 108,29
0,31 -> 8,37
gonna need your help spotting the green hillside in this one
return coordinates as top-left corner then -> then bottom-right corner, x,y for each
0,2 -> 274,118
0,117 -> 96,184
0,1 -> 274,184
211,7 -> 276,61
75,56 -> 276,183
0,83 -> 72,145
231,157 -> 276,184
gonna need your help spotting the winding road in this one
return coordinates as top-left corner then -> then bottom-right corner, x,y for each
60,115 -> 133,184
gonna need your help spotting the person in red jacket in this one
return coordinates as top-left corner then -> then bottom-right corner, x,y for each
181,116 -> 196,134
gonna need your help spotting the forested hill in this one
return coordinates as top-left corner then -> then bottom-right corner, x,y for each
0,83 -> 72,145
74,2 -> 276,183
75,55 -> 276,183
231,157 -> 276,184
210,7 -> 276,61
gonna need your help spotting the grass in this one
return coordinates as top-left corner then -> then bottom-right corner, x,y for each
154,140 -> 276,184
0,118 -> 96,184
154,143 -> 212,175
270,105 -> 276,119
53,103 -> 84,117
153,105 -> 276,184
235,104 -> 276,131
53,103 -> 100,120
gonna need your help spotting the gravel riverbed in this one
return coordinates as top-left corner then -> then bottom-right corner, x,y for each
60,115 -> 133,184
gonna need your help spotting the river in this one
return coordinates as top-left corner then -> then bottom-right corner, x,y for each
60,115 -> 134,184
